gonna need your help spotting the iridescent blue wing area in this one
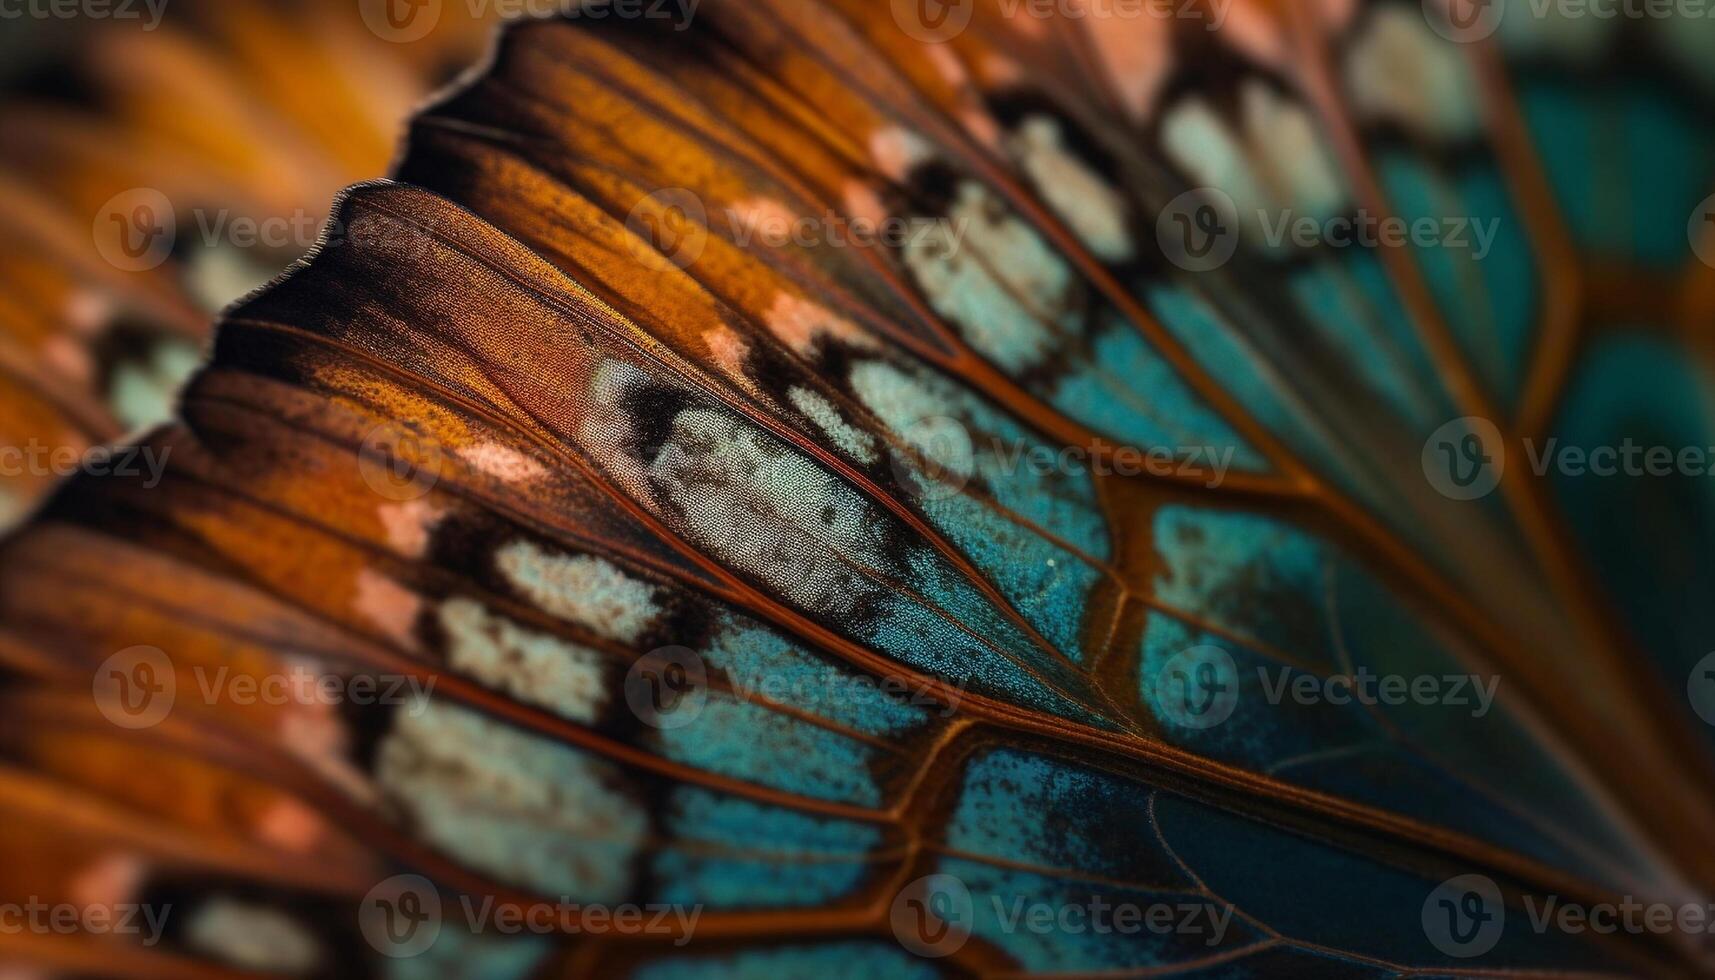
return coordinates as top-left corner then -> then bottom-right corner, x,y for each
1,1 -> 1713,976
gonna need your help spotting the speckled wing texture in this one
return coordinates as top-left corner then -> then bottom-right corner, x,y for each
2,0 -> 1715,976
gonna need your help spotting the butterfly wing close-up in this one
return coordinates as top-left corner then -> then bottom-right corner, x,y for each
4,0 -> 1715,976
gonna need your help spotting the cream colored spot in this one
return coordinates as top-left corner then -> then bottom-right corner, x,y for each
440,598 -> 609,724
496,539 -> 663,644
1346,6 -> 1480,138
186,901 -> 322,974
463,442 -> 546,484
1007,115 -> 1134,262
788,386 -> 879,464
353,569 -> 422,650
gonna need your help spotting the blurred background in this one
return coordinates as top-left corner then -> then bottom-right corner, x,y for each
0,0 -> 495,529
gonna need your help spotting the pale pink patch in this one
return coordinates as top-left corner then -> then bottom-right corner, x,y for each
724,196 -> 799,249
256,797 -> 326,854
842,182 -> 890,230
63,291 -> 110,336
69,853 -> 145,909
703,326 -> 753,385
927,45 -> 968,87
1005,5 -> 1049,37
463,443 -> 546,484
1318,0 -> 1359,31
764,293 -> 874,356
869,127 -> 934,182
1080,15 -> 1171,119
960,109 -> 1002,151
40,336 -> 93,385
377,498 -> 445,557
353,569 -> 422,651
280,710 -> 377,806
980,53 -> 1025,87
1219,1 -> 1290,68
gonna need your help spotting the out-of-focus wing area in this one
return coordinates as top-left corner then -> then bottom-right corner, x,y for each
0,0 -> 492,527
